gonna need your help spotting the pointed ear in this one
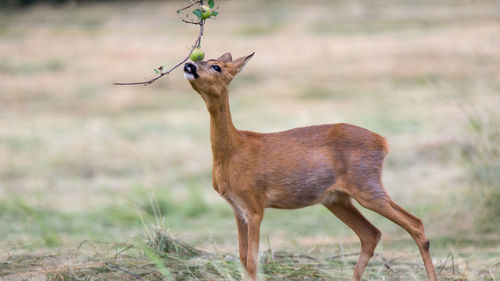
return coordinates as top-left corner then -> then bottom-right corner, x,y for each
217,52 -> 232,63
229,52 -> 255,75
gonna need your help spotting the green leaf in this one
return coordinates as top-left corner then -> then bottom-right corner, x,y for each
211,11 -> 219,17
154,69 -> 159,74
193,9 -> 202,19
208,0 -> 214,9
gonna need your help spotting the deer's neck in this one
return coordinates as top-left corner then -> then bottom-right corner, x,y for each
207,89 -> 240,165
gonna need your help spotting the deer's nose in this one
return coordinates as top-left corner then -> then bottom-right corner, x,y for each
184,62 -> 198,78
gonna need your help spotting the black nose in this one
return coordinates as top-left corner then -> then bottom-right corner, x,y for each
184,62 -> 198,78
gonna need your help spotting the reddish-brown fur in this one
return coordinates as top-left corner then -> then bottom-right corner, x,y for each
183,52 -> 438,281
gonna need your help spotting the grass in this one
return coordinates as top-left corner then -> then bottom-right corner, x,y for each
5,228 -> 495,281
1,0 -> 499,280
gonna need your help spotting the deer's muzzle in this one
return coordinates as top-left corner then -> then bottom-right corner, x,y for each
184,62 -> 199,80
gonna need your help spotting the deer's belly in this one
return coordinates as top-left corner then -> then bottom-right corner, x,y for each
261,165 -> 336,209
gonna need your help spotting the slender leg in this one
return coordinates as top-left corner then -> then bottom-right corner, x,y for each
356,192 -> 438,281
246,212 -> 263,281
323,198 -> 381,281
388,200 -> 438,281
234,212 -> 249,274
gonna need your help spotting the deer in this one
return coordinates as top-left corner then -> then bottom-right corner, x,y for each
183,52 -> 438,281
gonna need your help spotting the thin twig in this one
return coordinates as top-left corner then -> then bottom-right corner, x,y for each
106,262 -> 145,280
114,0 -> 205,86
489,270 -> 497,281
176,0 -> 201,13
182,19 -> 202,25
374,253 -> 393,270
437,251 -> 451,274
114,245 -> 135,263
325,252 -> 360,261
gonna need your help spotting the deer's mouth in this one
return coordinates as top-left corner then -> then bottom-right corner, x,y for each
183,63 -> 199,80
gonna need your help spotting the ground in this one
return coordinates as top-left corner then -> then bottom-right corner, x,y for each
0,0 -> 499,280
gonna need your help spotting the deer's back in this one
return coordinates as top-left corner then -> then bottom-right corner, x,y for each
261,123 -> 388,151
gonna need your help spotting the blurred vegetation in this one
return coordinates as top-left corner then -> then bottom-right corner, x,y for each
0,0 -> 138,8
0,0 -> 499,280
463,105 -> 500,232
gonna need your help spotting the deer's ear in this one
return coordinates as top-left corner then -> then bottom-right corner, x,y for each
217,52 -> 232,63
229,52 -> 255,75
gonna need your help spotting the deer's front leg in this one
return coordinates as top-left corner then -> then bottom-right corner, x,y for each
234,212 -> 248,273
246,212 -> 263,281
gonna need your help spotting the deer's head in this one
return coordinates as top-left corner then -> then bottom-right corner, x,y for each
183,52 -> 254,99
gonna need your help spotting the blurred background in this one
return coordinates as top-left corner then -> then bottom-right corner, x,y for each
1,0 -> 499,280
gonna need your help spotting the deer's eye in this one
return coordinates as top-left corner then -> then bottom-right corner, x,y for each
211,65 -> 222,73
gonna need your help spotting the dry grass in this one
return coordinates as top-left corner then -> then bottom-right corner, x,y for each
3,228 -> 496,281
1,0 -> 500,280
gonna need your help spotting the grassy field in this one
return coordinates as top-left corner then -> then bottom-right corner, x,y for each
1,0 -> 499,280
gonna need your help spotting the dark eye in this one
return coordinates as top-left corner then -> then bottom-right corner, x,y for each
211,65 -> 222,73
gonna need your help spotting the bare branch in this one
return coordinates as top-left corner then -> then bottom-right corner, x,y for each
176,0 -> 202,14
114,19 -> 205,86
182,19 -> 202,25
113,0 -> 207,86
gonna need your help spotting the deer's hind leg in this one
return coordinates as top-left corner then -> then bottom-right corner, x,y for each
323,194 -> 381,281
351,181 -> 438,281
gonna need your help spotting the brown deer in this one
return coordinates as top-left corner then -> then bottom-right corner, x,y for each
183,52 -> 438,281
